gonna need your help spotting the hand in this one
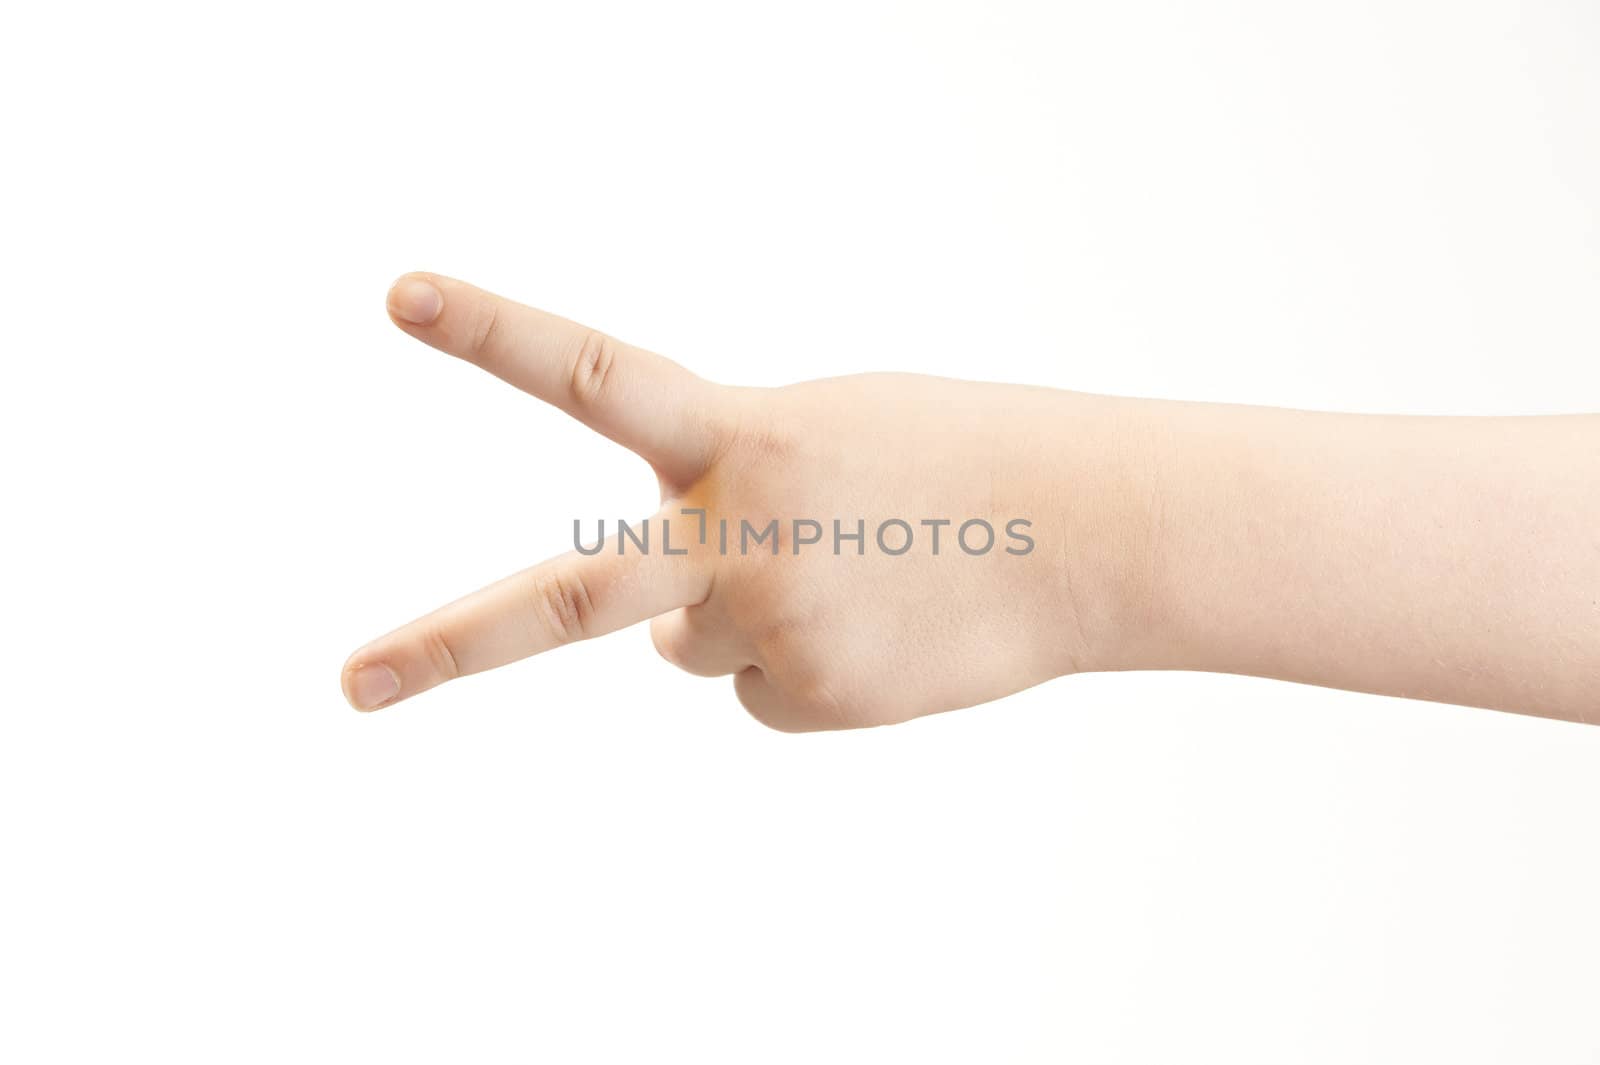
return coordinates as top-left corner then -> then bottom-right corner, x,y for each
340,273 -> 1147,730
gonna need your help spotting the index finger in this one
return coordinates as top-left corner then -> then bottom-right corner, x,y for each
386,271 -> 725,484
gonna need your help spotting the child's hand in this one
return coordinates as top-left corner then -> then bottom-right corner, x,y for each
340,273 -> 1149,730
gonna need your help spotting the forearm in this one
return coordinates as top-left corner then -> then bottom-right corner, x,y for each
1082,398 -> 1600,722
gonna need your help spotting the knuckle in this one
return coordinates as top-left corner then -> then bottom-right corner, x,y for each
752,648 -> 862,732
422,627 -> 461,682
734,681 -> 834,734
730,416 -> 796,468
530,567 -> 595,646
732,671 -> 790,731
789,675 -> 857,730
466,299 -> 504,365
568,328 -> 618,411
740,704 -> 805,734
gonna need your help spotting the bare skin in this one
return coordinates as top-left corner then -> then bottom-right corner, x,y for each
341,272 -> 1600,730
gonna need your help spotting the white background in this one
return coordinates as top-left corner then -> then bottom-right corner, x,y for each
3,1 -> 1598,1061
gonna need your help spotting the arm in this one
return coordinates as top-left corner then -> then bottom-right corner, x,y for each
1102,401 -> 1600,723
341,272 -> 1600,729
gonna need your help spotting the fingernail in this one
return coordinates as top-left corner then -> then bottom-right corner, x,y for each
388,276 -> 442,324
347,663 -> 401,711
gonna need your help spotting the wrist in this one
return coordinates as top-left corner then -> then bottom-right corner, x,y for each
1005,390 -> 1173,679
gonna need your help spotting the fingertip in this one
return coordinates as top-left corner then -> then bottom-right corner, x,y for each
387,273 -> 443,326
342,659 -> 402,712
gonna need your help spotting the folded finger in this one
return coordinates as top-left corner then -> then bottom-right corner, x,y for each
650,608 -> 755,678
